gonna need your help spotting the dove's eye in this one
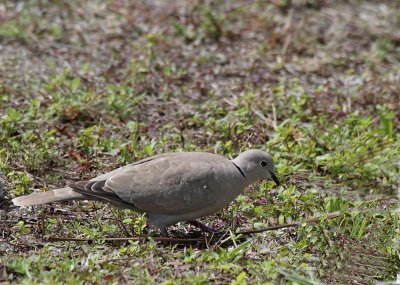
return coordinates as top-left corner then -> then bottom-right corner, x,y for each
260,161 -> 267,167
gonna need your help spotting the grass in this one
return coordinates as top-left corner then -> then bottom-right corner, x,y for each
0,0 -> 399,284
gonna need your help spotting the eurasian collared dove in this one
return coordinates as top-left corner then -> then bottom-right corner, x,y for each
12,149 -> 279,235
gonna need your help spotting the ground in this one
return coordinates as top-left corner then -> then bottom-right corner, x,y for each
0,0 -> 399,284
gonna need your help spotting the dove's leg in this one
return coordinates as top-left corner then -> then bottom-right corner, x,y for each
160,226 -> 168,237
189,220 -> 220,233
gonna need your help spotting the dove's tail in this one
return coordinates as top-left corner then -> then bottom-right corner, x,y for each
12,187 -> 87,207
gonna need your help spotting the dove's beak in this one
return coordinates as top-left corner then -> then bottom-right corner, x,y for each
269,171 -> 280,186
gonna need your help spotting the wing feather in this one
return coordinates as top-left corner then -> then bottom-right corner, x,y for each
105,153 -> 221,215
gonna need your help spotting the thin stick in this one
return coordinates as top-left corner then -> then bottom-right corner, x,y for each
237,211 -> 341,235
46,211 -> 342,243
46,236 -> 210,243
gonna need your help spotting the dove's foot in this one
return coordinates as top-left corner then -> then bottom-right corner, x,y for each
189,220 -> 222,234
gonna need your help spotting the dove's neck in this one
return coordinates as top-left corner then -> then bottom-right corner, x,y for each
231,157 -> 257,185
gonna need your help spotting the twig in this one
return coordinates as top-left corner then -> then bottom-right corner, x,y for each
236,211 -> 341,235
251,105 -> 275,128
46,236 -> 210,243
46,211 -> 342,243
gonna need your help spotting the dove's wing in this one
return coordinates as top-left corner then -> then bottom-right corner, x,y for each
104,152 -> 224,215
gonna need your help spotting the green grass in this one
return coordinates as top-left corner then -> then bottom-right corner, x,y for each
1,1 -> 399,284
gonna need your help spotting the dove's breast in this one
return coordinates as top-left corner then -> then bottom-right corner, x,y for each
146,160 -> 248,227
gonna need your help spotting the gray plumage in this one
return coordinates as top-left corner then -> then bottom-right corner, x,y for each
12,149 -> 279,235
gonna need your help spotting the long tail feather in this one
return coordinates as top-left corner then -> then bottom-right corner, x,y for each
12,187 -> 87,207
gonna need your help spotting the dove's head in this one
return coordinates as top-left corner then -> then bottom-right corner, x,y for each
233,149 -> 279,185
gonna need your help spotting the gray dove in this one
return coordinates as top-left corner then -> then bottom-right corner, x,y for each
12,149 -> 279,236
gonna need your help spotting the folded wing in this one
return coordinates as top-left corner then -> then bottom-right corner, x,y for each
71,153 -> 220,215
104,154 -> 219,215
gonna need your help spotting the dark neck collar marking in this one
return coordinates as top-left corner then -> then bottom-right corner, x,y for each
232,161 -> 246,179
